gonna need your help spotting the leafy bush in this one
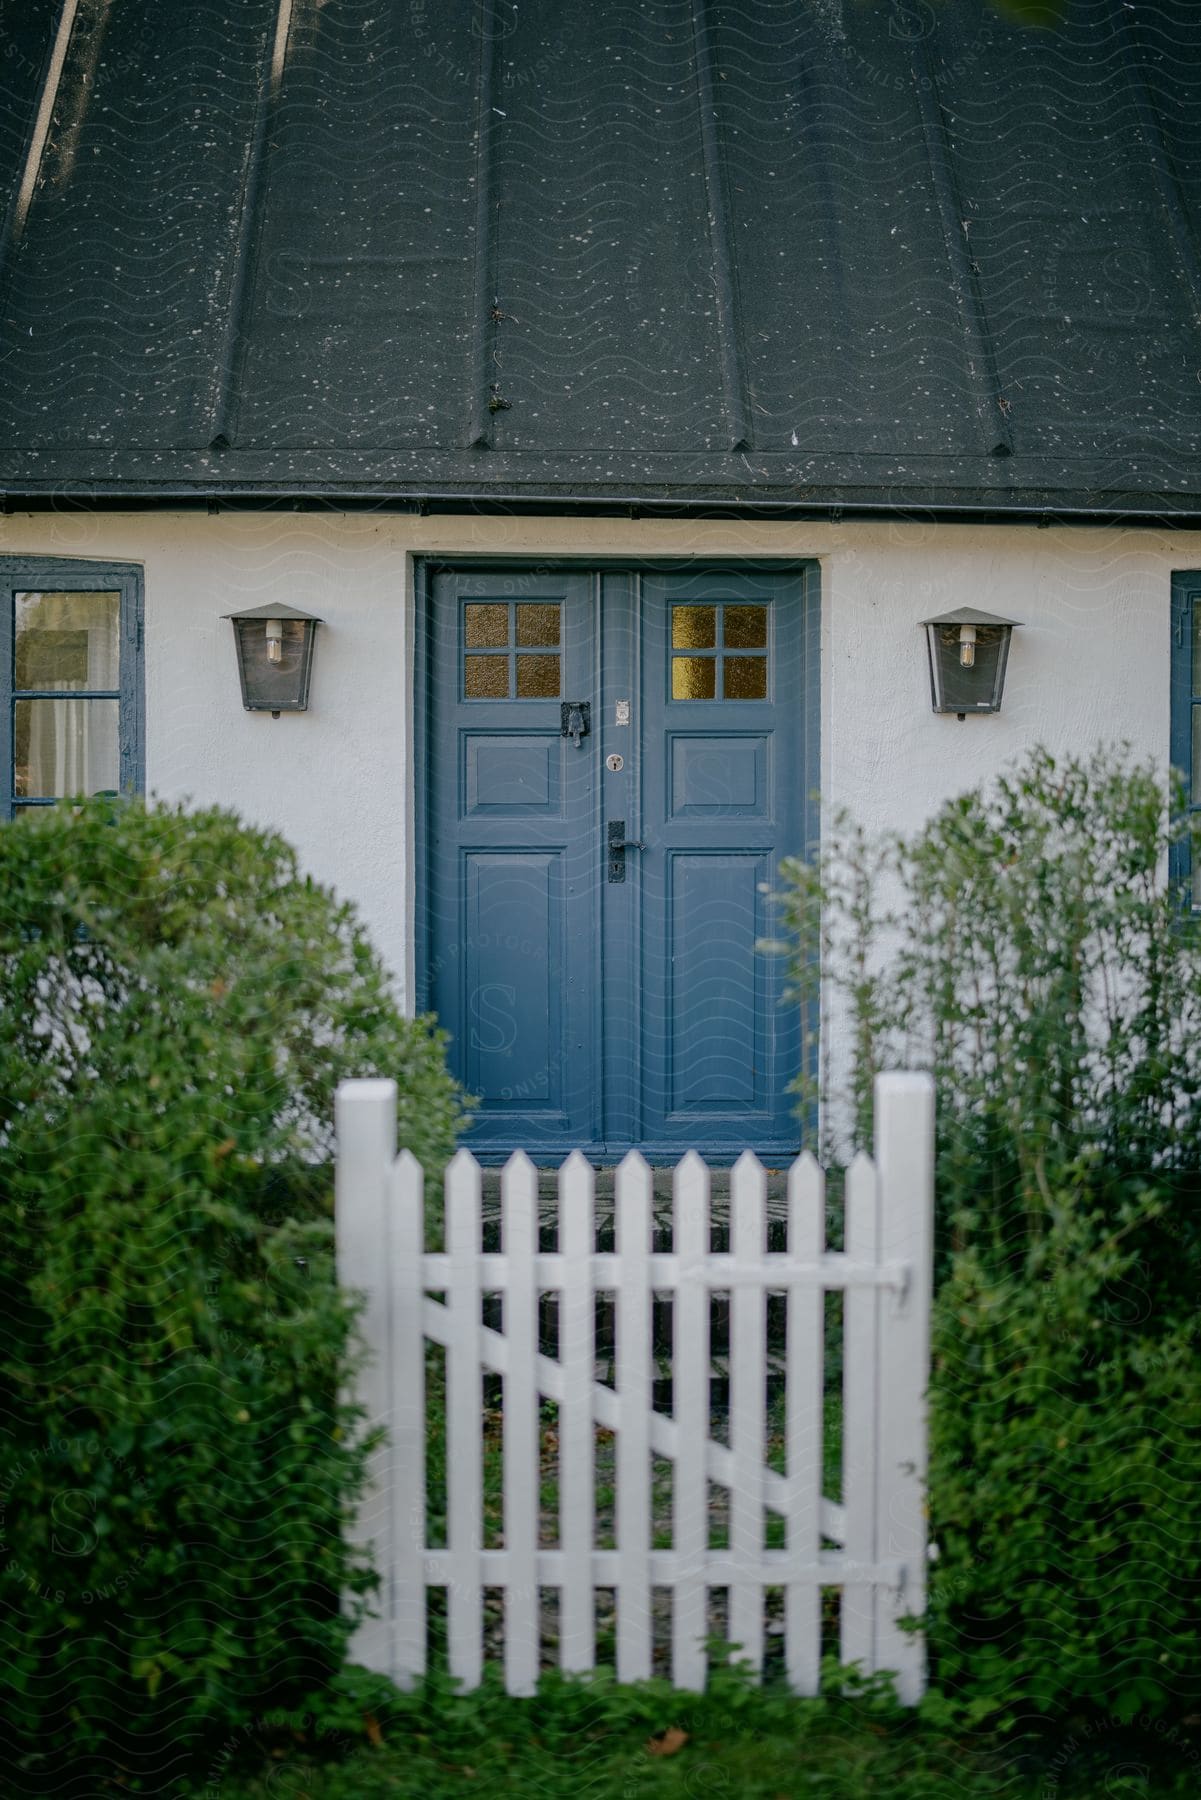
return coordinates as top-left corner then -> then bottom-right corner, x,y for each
776,746 -> 1201,1721
0,799 -> 464,1786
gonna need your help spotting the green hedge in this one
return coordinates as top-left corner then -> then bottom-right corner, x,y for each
0,799 -> 464,1786
776,747 -> 1201,1721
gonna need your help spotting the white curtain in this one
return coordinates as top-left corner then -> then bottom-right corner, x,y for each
21,592 -> 120,798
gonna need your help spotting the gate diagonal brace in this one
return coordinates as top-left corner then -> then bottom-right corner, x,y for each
421,1296 -> 849,1547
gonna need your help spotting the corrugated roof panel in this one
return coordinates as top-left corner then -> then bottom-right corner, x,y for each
232,0 -> 481,453
0,0 -> 277,452
0,0 -> 1197,513
488,0 -> 728,454
933,0 -> 1201,470
0,0 -> 62,255
712,0 -> 991,458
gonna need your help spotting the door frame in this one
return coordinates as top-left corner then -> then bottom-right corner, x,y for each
412,555 -> 821,1150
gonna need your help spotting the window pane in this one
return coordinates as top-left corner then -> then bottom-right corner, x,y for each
515,603 -> 560,647
16,591 -> 119,691
672,605 -> 716,649
464,654 -> 509,698
724,656 -> 767,699
15,698 -> 119,798
1193,706 -> 1201,804
672,655 -> 716,699
515,654 -> 560,697
465,604 -> 508,648
724,605 -> 767,649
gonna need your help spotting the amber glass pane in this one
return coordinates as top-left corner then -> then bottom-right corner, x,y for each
724,656 -> 767,700
16,590 -> 119,690
516,654 -> 560,697
724,605 -> 767,649
465,603 -> 508,648
672,605 -> 716,649
464,654 -> 509,698
15,698 -> 119,798
672,655 -> 716,699
515,603 -> 560,647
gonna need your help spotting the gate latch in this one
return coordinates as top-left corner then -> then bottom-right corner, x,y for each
561,701 -> 590,747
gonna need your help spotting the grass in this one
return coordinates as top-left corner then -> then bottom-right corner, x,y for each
311,1308 -> 1195,1800
171,1284 -> 1199,1797
185,1662 -> 1201,1799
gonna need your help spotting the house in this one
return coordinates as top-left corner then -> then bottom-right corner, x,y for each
1,0 -> 1199,1161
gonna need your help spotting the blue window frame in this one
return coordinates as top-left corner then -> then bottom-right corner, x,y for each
0,557 -> 144,822
1170,571 -> 1201,904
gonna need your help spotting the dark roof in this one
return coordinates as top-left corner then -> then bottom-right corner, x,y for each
0,0 -> 1199,519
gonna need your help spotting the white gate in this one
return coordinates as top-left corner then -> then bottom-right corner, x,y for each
335,1072 -> 934,1702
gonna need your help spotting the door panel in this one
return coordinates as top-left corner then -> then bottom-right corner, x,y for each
463,851 -> 562,1107
668,852 -> 768,1113
635,569 -> 807,1157
423,562 -> 816,1162
427,568 -> 598,1152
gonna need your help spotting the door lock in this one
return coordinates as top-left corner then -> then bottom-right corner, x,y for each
607,818 -> 644,883
561,700 -> 590,747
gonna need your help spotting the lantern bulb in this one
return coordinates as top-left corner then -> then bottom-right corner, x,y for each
265,618 -> 284,664
958,623 -> 977,669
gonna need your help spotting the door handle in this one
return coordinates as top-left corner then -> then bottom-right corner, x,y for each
607,819 -> 644,883
561,700 -> 591,747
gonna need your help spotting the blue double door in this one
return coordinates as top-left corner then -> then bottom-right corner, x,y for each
422,562 -> 817,1162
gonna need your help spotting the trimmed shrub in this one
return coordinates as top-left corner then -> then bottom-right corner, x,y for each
0,799 -> 464,1786
776,746 -> 1201,1721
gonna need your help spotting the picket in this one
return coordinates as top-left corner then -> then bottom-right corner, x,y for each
615,1151 -> 653,1683
333,1077 -> 396,1678
446,1147 -> 483,1690
785,1150 -> 824,1694
671,1151 -> 709,1690
502,1150 -> 539,1696
335,1071 -> 935,1702
873,1075 -> 935,1703
840,1148 -> 881,1671
728,1150 -> 766,1674
558,1150 -> 596,1673
391,1149 -> 426,1685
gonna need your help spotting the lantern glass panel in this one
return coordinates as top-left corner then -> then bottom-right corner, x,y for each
933,622 -> 1006,711
234,617 -> 315,710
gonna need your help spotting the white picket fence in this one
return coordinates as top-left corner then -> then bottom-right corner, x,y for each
334,1071 -> 934,1702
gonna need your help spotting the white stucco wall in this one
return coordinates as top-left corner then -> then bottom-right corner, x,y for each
1,510 -> 1193,1055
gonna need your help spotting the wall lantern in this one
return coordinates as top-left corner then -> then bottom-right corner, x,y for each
224,602 -> 322,717
921,607 -> 1020,718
